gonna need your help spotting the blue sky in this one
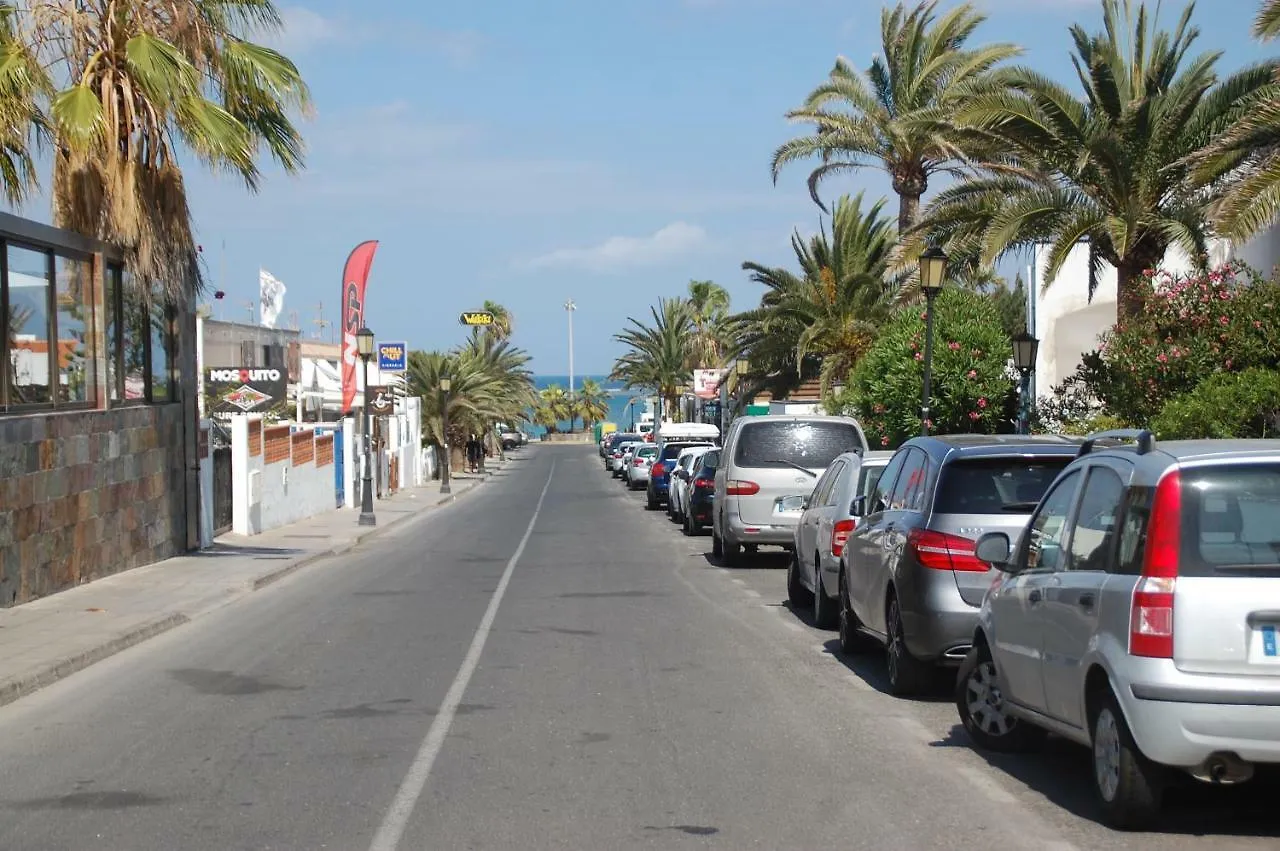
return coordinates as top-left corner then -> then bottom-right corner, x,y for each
4,0 -> 1271,374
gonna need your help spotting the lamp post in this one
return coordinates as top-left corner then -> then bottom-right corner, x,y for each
564,298 -> 576,431
1012,331 -> 1040,435
918,246 -> 948,437
356,326 -> 376,526
439,377 -> 452,495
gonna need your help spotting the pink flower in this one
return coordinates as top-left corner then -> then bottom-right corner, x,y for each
1157,353 -> 1168,363
1226,359 -> 1234,369
880,436 -> 890,447
948,341 -> 961,351
1220,316 -> 1230,326
968,411 -> 981,421
1255,321 -> 1263,330
978,397 -> 988,409
967,370 -> 977,379
920,312 -> 928,321
914,352 -> 923,361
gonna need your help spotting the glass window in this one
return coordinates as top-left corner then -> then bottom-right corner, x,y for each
1067,467 -> 1125,572
105,264 -> 122,402
120,268 -> 147,400
733,421 -> 863,470
934,457 -> 1072,515
890,449 -> 925,511
6,244 -> 52,405
812,461 -> 842,507
54,253 -> 94,404
902,450 -> 931,511
1179,464 -> 1280,576
858,463 -> 887,502
1023,470 -> 1082,572
149,282 -> 173,402
1115,487 -> 1152,576
872,450 -> 909,513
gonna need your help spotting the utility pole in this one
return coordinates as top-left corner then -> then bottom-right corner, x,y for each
564,298 -> 576,432
242,300 -> 254,324
313,301 -> 330,341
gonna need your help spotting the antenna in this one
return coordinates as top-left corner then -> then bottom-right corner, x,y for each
287,310 -> 299,331
313,300 -> 330,341
242,300 -> 255,324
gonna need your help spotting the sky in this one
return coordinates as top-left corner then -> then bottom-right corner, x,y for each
3,0 -> 1272,374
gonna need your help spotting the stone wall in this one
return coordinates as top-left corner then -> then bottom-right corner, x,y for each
0,405 -> 187,607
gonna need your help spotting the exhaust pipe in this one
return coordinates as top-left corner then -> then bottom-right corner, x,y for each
1192,752 -> 1255,785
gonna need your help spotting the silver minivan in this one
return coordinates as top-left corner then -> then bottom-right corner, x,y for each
712,415 -> 869,566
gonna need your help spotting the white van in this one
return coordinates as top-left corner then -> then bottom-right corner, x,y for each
655,422 -> 720,443
712,414 -> 869,565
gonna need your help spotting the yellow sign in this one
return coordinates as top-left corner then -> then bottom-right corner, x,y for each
378,343 -> 404,361
459,311 -> 496,326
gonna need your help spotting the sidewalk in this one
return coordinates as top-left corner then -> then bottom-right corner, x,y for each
0,459 -> 503,708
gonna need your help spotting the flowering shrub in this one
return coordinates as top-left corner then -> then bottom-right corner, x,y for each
1151,368 -> 1280,439
1073,263 -> 1280,425
826,289 -> 1018,448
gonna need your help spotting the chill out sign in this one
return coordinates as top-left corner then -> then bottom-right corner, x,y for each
206,367 -> 287,413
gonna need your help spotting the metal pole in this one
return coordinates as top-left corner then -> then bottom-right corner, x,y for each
921,291 -> 937,437
1018,369 -> 1031,435
565,298 -> 576,432
358,355 -> 376,525
440,389 -> 452,494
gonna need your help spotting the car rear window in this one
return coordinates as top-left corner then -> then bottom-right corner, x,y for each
733,422 -> 862,470
933,457 -> 1071,514
660,441 -> 713,461
636,446 -> 658,458
1179,464 -> 1280,576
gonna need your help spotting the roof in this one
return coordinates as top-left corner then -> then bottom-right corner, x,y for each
908,433 -> 1083,460
1120,439 -> 1280,463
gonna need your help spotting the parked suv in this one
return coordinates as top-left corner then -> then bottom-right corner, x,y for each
712,415 -> 869,565
957,430 -> 1280,830
841,434 -> 1080,695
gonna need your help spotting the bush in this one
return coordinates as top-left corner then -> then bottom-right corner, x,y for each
1151,368 -> 1280,439
827,289 -> 1018,448
1073,263 -> 1280,425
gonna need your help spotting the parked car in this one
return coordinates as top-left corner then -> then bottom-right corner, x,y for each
789,450 -> 893,628
611,440 -> 645,477
646,439 -> 717,511
603,433 -> 645,464
625,445 -> 659,489
955,431 -> 1280,830
840,435 -> 1081,695
668,445 -> 714,524
682,449 -> 721,536
711,415 -> 870,566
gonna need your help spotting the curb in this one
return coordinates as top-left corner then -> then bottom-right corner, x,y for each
0,612 -> 191,709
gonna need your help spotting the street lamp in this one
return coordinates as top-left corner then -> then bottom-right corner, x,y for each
918,246 -> 948,437
439,377 -> 452,495
356,326 -> 376,526
565,298 -> 576,431
1012,331 -> 1040,435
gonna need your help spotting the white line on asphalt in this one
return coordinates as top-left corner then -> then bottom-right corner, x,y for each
368,460 -> 557,851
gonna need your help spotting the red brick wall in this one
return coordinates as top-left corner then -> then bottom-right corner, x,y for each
291,430 -> 314,465
315,434 -> 334,467
248,418 -> 263,457
264,425 -> 290,465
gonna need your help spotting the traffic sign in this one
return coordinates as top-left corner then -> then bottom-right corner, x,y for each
459,311 -> 495,327
376,341 -> 407,371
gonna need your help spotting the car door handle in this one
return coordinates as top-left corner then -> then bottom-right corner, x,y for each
1078,592 -> 1096,610
1028,589 -> 1042,605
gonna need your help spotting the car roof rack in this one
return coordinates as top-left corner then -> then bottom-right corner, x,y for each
1078,428 -> 1154,457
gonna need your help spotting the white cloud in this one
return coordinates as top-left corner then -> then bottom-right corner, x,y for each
265,6 -> 484,63
526,223 -> 710,273
266,6 -> 345,54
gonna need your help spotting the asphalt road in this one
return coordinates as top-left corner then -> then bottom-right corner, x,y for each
0,444 -> 1275,850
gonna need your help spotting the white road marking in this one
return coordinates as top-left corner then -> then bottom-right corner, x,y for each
730,578 -> 746,585
368,460 -> 557,851
743,589 -> 762,599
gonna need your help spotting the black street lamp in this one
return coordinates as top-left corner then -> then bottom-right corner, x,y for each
439,377 -> 452,495
918,246 -> 948,436
1012,331 -> 1040,435
356,326 -> 376,526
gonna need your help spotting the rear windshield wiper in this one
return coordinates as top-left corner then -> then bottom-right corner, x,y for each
1000,501 -> 1040,512
766,459 -> 818,477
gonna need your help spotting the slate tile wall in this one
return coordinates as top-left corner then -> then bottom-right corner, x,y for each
0,405 -> 187,607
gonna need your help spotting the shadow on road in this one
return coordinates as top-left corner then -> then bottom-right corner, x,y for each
818,638 -> 954,703
931,723 -> 1280,836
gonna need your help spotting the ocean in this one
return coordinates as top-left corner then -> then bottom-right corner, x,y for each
531,375 -> 652,435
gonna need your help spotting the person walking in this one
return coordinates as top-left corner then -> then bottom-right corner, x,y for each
465,434 -> 481,473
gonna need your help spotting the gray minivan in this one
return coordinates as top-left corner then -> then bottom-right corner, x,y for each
712,415 -> 869,566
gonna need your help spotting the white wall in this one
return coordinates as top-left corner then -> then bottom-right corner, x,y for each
341,417 -> 357,509
230,416 -> 337,536
197,419 -> 214,548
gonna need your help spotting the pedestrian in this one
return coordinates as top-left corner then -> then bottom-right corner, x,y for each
465,434 -> 481,473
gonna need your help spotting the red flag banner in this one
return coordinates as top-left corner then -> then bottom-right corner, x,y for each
341,240 -> 380,413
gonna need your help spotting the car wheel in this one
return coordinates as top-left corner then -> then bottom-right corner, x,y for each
712,531 -> 723,558
646,492 -> 659,510
812,558 -> 838,629
838,568 -> 874,654
1091,687 -> 1166,830
720,533 -> 742,566
787,550 -> 812,608
886,595 -> 932,697
956,644 -> 1046,752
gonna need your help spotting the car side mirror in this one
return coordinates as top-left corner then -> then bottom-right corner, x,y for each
974,532 -> 1014,571
850,495 -> 867,517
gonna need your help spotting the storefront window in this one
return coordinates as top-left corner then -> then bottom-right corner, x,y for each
149,282 -> 173,402
55,253 -> 94,404
105,264 -> 122,402
120,267 -> 148,401
6,244 -> 52,405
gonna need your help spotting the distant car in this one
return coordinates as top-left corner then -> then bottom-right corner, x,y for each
682,449 -> 721,536
611,441 -> 645,477
646,439 -> 717,511
625,445 -> 659,489
668,445 -> 714,524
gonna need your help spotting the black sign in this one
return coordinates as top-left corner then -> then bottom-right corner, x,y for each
368,385 -> 394,415
459,311 -> 495,326
205,366 -> 288,413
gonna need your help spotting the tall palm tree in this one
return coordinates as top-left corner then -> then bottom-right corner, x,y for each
576,378 -> 610,429
481,300 -> 513,340
0,3 -> 42,203
770,1 -> 1020,231
734,193 -> 899,397
611,298 -> 693,421
1189,0 -> 1280,238
536,384 -> 570,433
919,0 -> 1274,319
407,337 -> 535,452
29,0 -> 311,300
685,279 -> 731,369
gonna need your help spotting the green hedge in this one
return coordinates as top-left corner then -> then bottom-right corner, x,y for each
1151,368 -> 1280,439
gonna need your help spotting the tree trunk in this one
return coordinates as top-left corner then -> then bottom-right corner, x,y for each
1116,259 -> 1150,322
898,193 -> 921,235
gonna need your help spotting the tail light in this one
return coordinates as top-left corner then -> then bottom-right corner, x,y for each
1130,471 -> 1181,658
726,479 -> 760,496
633,458 -> 646,466
906,528 -> 985,572
651,462 -> 666,477
693,476 -> 715,491
831,519 -> 856,558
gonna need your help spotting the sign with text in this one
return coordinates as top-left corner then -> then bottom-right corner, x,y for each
205,367 -> 288,413
377,341 -> 407,372
459,311 -> 495,327
367,385 -> 394,415
693,368 -> 729,400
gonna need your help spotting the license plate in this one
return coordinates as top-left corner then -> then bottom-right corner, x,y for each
1265,626 -> 1277,657
774,495 -> 806,515
1249,624 -> 1280,663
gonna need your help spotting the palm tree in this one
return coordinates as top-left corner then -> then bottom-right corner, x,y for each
576,378 -> 610,429
770,1 -> 1020,231
1189,0 -> 1280,238
536,384 -> 570,433
685,280 -> 731,369
611,298 -> 694,421
482,300 -> 513,340
30,0 -> 311,301
734,193 -> 899,397
0,4 -> 42,203
918,0 -> 1274,319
